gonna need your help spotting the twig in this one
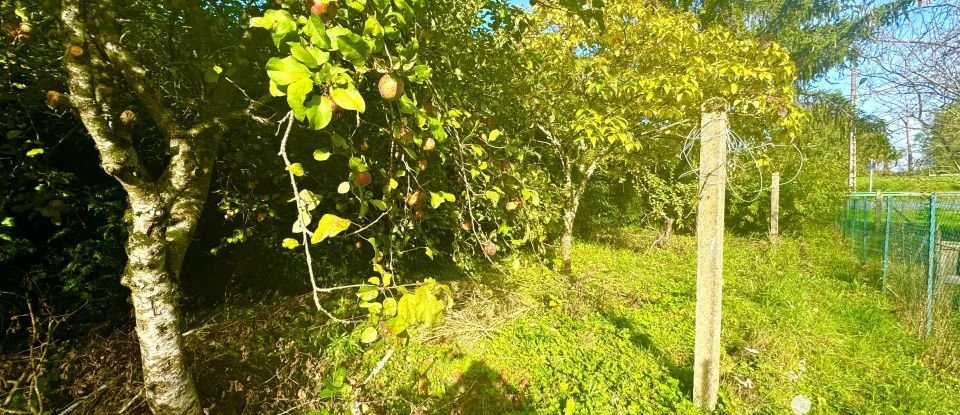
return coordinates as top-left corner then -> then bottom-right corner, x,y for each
277,112 -> 349,324
315,283 -> 420,293
361,347 -> 395,386
58,384 -> 109,415
347,347 -> 396,415
118,391 -> 143,413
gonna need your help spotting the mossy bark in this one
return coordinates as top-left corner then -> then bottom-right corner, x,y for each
59,1 -> 229,412
122,195 -> 202,415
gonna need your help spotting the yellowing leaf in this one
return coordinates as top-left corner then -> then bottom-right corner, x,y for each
310,214 -> 351,244
313,149 -> 331,161
281,238 -> 300,249
359,327 -> 379,343
286,163 -> 305,176
330,87 -> 366,113
430,192 -> 444,209
383,297 -> 398,317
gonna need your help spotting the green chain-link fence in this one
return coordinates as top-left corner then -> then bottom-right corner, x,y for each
842,192 -> 960,338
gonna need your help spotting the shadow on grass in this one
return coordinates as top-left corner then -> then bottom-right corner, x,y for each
390,361 -> 536,415
427,360 -> 532,415
599,311 -> 694,399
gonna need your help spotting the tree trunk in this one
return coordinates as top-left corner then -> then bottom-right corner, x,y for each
560,204 -> 578,275
654,215 -> 674,248
122,197 -> 202,415
59,1 -> 222,410
560,188 -> 583,276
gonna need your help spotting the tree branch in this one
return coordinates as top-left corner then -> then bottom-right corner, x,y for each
90,0 -> 182,141
60,0 -> 151,190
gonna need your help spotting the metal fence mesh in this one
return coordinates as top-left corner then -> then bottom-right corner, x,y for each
842,192 -> 960,337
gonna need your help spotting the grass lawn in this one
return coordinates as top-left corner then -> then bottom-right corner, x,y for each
148,228 -> 960,414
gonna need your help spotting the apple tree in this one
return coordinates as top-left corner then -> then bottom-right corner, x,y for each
512,0 -> 804,274
248,0 -> 554,369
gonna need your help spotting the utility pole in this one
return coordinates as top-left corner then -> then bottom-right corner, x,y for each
849,58 -> 858,190
694,98 -> 728,412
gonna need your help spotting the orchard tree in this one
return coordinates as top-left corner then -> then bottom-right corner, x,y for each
248,1 -> 550,389
514,0 -> 803,274
45,0 -> 273,412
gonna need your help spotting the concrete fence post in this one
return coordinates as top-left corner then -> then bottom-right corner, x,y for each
694,98 -> 728,412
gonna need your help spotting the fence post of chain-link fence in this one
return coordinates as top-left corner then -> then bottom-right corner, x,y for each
882,195 -> 892,291
862,197 -> 869,262
925,193 -> 938,337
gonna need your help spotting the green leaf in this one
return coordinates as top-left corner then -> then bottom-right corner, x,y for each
269,80 -> 285,97
359,327 -> 378,343
348,156 -> 368,172
357,285 -> 379,301
311,214 -> 352,244
337,181 -> 351,194
266,56 -> 311,86
346,0 -> 367,12
325,26 -> 352,51
371,199 -> 388,211
249,16 -> 273,30
408,64 -> 432,83
383,297 -> 398,317
25,148 -> 44,157
488,129 -> 501,142
289,43 -> 319,68
335,32 -> 373,68
287,78 -> 314,120
331,134 -> 348,149
304,16 -> 331,49
363,15 -> 384,38
286,163 -> 305,176
313,149 -> 332,161
282,238 -> 300,249
385,316 -> 407,335
304,95 -> 333,130
330,87 -> 366,113
484,190 -> 500,204
425,247 -> 434,259
430,192 -> 443,209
